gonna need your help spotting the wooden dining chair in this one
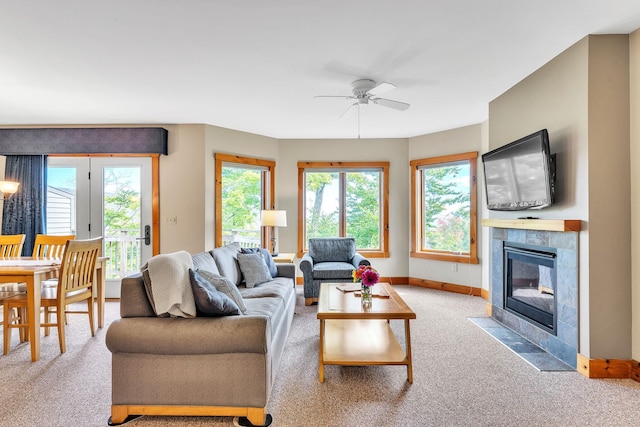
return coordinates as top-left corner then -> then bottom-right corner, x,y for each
32,234 -> 76,290
32,234 -> 76,258
0,234 -> 25,257
0,234 -> 27,336
3,237 -> 103,355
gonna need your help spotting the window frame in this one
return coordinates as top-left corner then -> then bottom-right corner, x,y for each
297,161 -> 389,258
215,153 -> 275,248
410,152 -> 479,264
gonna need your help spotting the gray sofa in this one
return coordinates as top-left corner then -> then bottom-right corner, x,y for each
105,242 -> 296,427
299,237 -> 370,305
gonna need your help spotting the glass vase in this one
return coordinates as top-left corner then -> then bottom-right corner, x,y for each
361,283 -> 373,308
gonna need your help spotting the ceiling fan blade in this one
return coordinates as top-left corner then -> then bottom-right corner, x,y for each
339,102 -> 358,119
372,97 -> 410,111
314,95 -> 354,99
367,82 -> 396,96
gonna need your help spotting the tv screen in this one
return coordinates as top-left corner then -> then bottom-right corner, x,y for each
482,129 -> 555,211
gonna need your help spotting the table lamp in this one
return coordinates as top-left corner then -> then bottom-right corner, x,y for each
260,210 -> 287,256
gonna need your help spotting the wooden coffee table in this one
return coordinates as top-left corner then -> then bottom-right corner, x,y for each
316,282 -> 416,383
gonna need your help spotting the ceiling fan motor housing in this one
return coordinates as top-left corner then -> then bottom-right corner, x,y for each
351,79 -> 377,98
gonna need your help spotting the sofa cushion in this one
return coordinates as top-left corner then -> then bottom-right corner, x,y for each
239,277 -> 293,303
212,242 -> 242,286
243,296 -> 286,341
237,252 -> 272,288
189,269 -> 240,317
312,261 -> 357,279
197,269 -> 247,314
241,247 -> 278,278
192,251 -> 220,275
308,237 -> 355,263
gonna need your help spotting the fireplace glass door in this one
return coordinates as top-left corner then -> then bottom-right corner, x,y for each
504,243 -> 557,334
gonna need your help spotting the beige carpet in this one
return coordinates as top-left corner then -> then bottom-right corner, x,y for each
1,286 -> 639,427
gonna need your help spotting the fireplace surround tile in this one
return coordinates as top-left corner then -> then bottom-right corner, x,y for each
490,227 -> 579,368
469,317 -> 573,371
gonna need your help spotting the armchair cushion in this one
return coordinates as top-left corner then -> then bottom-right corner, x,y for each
311,262 -> 357,280
308,237 -> 355,263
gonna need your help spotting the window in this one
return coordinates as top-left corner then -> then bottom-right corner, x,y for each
410,152 -> 478,264
298,161 -> 389,258
215,154 -> 275,248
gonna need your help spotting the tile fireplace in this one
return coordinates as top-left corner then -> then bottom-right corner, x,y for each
488,222 -> 579,368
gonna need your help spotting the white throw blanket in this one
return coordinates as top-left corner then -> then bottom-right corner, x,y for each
145,251 -> 196,318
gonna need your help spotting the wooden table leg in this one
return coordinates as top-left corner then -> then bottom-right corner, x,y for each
319,319 -> 325,383
96,261 -> 106,328
405,319 -> 413,383
27,277 -> 42,362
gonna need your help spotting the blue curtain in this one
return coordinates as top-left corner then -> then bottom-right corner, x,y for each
2,155 -> 47,256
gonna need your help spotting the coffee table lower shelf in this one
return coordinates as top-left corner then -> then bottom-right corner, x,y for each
319,319 -> 412,382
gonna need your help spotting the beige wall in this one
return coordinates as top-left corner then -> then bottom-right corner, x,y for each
488,35 -> 632,359
630,29 -> 640,361
587,35 -> 631,360
408,124 -> 484,288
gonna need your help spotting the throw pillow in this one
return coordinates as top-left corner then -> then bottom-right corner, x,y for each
237,252 -> 272,288
241,247 -> 278,278
197,269 -> 247,314
189,269 -> 240,316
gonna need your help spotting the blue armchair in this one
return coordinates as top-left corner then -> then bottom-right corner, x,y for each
299,237 -> 370,306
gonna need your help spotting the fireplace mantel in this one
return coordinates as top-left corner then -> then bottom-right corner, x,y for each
482,218 -> 581,232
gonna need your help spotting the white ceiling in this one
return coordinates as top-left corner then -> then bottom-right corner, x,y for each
2,1 -> 640,140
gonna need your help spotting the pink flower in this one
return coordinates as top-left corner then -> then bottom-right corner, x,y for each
361,268 -> 379,287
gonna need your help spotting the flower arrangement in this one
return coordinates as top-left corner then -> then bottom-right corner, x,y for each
352,265 -> 379,287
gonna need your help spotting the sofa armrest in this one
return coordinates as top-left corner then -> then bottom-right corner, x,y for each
120,273 -> 155,318
275,263 -> 295,279
352,253 -> 371,268
106,315 -> 270,355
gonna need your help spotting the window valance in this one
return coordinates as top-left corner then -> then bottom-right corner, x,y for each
0,127 -> 168,155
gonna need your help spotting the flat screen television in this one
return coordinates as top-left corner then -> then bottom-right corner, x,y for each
482,129 -> 555,211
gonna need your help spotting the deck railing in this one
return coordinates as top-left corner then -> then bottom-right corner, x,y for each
104,233 -> 141,279
103,229 -> 261,279
222,229 -> 261,248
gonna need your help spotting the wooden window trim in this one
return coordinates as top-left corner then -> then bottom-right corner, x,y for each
214,153 -> 275,248
297,161 -> 390,258
409,151 -> 478,264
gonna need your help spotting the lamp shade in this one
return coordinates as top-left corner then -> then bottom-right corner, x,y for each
0,181 -> 19,194
260,210 -> 287,227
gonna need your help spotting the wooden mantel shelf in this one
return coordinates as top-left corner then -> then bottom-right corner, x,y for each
482,218 -> 581,232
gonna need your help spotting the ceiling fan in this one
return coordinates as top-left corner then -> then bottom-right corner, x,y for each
315,78 -> 410,118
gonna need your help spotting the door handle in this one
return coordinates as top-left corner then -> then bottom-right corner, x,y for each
135,225 -> 151,246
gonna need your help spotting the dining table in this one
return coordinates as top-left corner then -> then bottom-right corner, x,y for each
0,256 -> 109,362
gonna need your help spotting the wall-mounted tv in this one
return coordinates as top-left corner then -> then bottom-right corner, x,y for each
482,129 -> 555,211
